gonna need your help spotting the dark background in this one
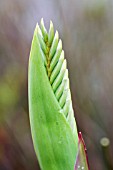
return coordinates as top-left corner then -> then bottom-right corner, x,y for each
0,0 -> 113,170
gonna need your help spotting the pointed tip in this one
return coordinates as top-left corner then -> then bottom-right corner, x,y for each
62,50 -> 64,56
53,30 -> 59,43
36,22 -> 39,30
57,39 -> 62,50
48,20 -> 54,45
40,18 -> 48,42
60,50 -> 64,60
75,132 -> 90,170
64,78 -> 69,90
40,18 -> 45,27
49,20 -> 54,32
62,59 -> 67,70
55,30 -> 59,38
59,39 -> 62,44
63,69 -> 68,80
36,23 -> 42,37
78,132 -> 82,139
78,132 -> 86,150
41,17 -> 44,23
50,20 -> 53,28
49,20 -> 54,33
35,23 -> 40,35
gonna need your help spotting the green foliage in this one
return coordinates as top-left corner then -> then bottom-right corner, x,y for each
28,19 -> 78,170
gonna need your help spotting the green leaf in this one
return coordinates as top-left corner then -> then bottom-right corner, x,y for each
28,19 -> 78,170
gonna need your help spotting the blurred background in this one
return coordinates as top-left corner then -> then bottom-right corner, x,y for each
0,0 -> 113,169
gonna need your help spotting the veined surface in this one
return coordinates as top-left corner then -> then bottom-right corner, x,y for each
37,18 -> 77,136
29,19 -> 78,170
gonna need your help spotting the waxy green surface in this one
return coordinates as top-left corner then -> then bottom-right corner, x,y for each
28,20 -> 78,170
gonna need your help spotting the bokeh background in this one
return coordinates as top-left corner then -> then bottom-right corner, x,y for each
0,0 -> 113,169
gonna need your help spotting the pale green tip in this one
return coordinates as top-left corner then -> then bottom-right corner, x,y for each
36,23 -> 43,37
57,39 -> 62,50
40,18 -> 45,31
61,59 -> 67,71
61,50 -> 64,57
64,77 -> 69,90
48,20 -> 54,45
59,50 -> 64,60
55,30 -> 59,41
40,18 -> 44,25
40,18 -> 48,41
50,20 -> 54,30
63,67 -> 68,80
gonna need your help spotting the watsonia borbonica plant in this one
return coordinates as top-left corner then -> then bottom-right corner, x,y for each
28,19 -> 89,170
